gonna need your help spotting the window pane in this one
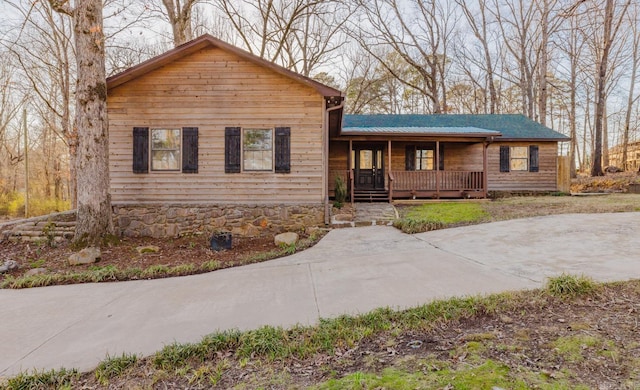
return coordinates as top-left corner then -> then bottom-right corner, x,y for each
359,150 -> 373,169
152,150 -> 180,170
510,158 -> 528,171
243,129 -> 272,171
416,149 -> 434,170
152,129 -> 180,149
151,129 -> 181,171
511,146 -> 528,158
510,146 -> 528,171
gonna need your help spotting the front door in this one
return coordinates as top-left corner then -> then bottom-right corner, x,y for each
354,145 -> 385,190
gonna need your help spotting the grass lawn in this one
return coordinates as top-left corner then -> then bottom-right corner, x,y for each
394,193 -> 640,233
4,276 -> 639,389
3,194 -> 640,388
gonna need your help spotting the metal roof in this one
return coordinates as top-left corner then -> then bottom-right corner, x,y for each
343,114 -> 570,141
341,126 -> 500,136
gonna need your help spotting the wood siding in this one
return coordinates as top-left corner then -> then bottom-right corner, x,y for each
328,140 -> 559,194
108,47 -> 326,204
487,142 -> 558,191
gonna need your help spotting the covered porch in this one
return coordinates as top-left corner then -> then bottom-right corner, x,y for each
329,132 -> 498,203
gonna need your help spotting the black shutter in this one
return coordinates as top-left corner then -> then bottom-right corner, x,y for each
182,127 -> 198,173
405,145 -> 415,171
133,127 -> 149,173
529,145 -> 539,172
500,145 -> 510,172
274,127 -> 291,173
439,144 -> 445,171
225,127 -> 241,173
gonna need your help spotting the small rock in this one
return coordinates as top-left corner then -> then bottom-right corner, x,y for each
0,260 -> 19,274
136,245 -> 160,254
68,247 -> 101,266
25,268 -> 47,276
275,232 -> 299,247
232,223 -> 261,237
333,213 -> 352,222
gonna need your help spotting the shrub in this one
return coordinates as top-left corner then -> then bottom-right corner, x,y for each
546,274 -> 599,298
0,191 -> 70,218
334,176 -> 347,208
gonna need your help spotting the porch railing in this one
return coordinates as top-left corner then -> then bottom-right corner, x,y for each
390,170 -> 484,194
332,169 -> 485,200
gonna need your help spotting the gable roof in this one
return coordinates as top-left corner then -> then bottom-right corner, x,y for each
343,114 -> 570,141
106,34 -> 343,97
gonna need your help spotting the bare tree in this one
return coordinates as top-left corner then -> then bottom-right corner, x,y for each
161,0 -> 200,46
587,0 -> 631,176
339,47 -> 388,114
455,0 -> 499,114
620,2 -> 640,169
0,54 -> 26,192
348,0 -> 457,114
48,0 -> 113,244
490,0 -> 537,119
3,1 -> 77,205
534,0 -> 564,126
556,2 -> 591,176
212,0 -> 345,77
279,1 -> 351,76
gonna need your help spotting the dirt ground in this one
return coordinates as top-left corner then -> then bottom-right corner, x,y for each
67,280 -> 640,389
0,233 -> 280,284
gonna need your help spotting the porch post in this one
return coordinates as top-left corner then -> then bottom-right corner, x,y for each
349,139 -> 354,205
483,141 -> 489,198
435,141 -> 440,198
388,140 -> 392,202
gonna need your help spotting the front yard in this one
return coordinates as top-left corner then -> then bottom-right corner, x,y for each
2,193 -> 640,289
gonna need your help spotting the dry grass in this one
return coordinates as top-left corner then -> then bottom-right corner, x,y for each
571,171 -> 640,193
483,193 -> 640,221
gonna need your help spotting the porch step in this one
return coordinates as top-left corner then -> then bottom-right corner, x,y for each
353,190 -> 389,202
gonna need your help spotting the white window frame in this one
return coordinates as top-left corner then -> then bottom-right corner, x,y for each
150,128 -> 181,171
242,128 -> 274,172
510,146 -> 528,171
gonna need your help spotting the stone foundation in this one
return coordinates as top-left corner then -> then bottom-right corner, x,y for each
112,203 -> 325,238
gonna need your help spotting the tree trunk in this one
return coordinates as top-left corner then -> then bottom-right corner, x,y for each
569,55 -> 577,178
538,0 -> 549,126
622,21 -> 639,169
72,0 -> 113,244
603,104 -> 609,167
591,0 -> 613,177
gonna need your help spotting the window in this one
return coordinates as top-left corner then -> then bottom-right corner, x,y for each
225,127 -> 290,173
499,145 -> 538,173
405,144 -> 444,171
359,150 -> 373,169
243,129 -> 273,171
132,127 -> 198,174
509,146 -> 528,171
151,129 -> 181,171
416,149 -> 434,170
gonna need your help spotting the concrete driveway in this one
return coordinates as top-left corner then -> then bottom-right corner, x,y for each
1,212 -> 639,377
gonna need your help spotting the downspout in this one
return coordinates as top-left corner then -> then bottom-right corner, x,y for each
324,97 -> 345,225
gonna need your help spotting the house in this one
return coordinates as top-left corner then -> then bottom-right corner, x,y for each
609,141 -> 640,171
107,35 -> 569,238
329,114 -> 570,201
107,34 -> 344,237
